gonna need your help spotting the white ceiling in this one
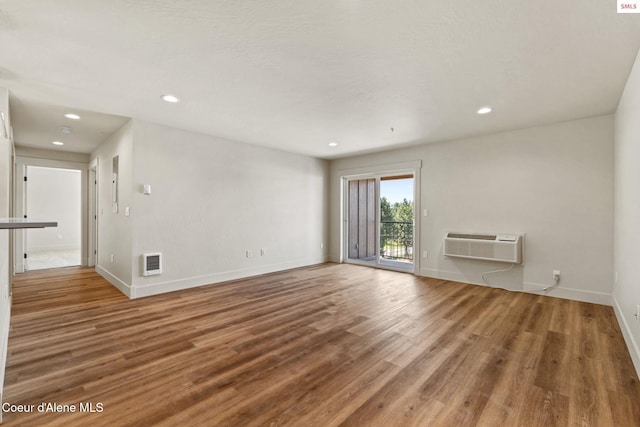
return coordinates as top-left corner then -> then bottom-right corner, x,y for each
9,97 -> 129,153
1,1 -> 639,158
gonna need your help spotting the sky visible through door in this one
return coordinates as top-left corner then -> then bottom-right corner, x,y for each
380,178 -> 413,204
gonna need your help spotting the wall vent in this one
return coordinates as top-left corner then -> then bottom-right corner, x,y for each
142,253 -> 162,276
444,233 -> 523,264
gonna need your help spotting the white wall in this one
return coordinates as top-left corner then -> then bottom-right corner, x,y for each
0,86 -> 13,421
91,119 -> 329,298
129,120 -> 328,297
90,120 -> 133,296
614,49 -> 640,376
330,115 -> 614,305
26,167 -> 81,251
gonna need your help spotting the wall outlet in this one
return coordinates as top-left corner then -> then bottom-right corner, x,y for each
246,250 -> 252,258
635,305 -> 640,322
320,243 -> 324,249
423,251 -> 429,259
260,248 -> 265,256
553,270 -> 560,281
423,209 -> 429,217
110,253 -> 114,263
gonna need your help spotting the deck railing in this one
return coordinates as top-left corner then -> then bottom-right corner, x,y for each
380,221 -> 413,261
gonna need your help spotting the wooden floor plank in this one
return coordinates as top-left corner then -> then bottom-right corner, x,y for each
1,263 -> 639,426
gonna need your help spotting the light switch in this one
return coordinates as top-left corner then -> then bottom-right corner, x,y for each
125,207 -> 130,216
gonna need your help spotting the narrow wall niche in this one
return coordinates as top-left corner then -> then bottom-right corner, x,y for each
112,155 -> 119,214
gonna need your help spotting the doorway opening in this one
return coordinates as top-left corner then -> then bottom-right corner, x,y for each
345,173 -> 415,273
25,166 -> 82,270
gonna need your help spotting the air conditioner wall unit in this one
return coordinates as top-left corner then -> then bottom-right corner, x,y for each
444,232 -> 523,264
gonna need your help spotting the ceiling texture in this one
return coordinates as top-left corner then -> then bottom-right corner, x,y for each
1,1 -> 640,158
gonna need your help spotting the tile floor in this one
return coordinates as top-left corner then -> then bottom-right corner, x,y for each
26,249 -> 81,270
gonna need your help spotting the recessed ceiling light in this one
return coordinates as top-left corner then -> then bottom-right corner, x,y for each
52,141 -> 64,146
328,142 -> 338,147
64,113 -> 80,120
477,106 -> 492,115
161,94 -> 180,103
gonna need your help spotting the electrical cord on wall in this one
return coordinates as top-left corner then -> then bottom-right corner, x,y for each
481,264 -> 560,294
542,275 -> 560,293
481,264 -> 515,288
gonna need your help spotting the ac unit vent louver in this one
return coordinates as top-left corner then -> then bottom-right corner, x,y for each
142,253 -> 162,276
444,233 -> 523,264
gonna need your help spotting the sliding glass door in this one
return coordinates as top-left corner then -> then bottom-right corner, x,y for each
345,174 -> 414,272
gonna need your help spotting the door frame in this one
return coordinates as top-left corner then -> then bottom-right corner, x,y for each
14,157 -> 89,273
88,158 -> 98,267
340,160 -> 421,274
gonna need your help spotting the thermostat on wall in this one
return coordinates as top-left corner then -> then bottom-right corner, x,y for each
142,253 -> 162,276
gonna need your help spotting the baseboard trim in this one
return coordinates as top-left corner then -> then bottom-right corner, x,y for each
96,265 -> 131,298
328,254 -> 341,263
612,294 -> 640,379
419,268 -> 612,306
132,257 -> 329,299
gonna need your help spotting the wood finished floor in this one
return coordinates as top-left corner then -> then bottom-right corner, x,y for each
2,263 -> 639,426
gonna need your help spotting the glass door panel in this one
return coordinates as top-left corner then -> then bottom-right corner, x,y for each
379,175 -> 414,270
